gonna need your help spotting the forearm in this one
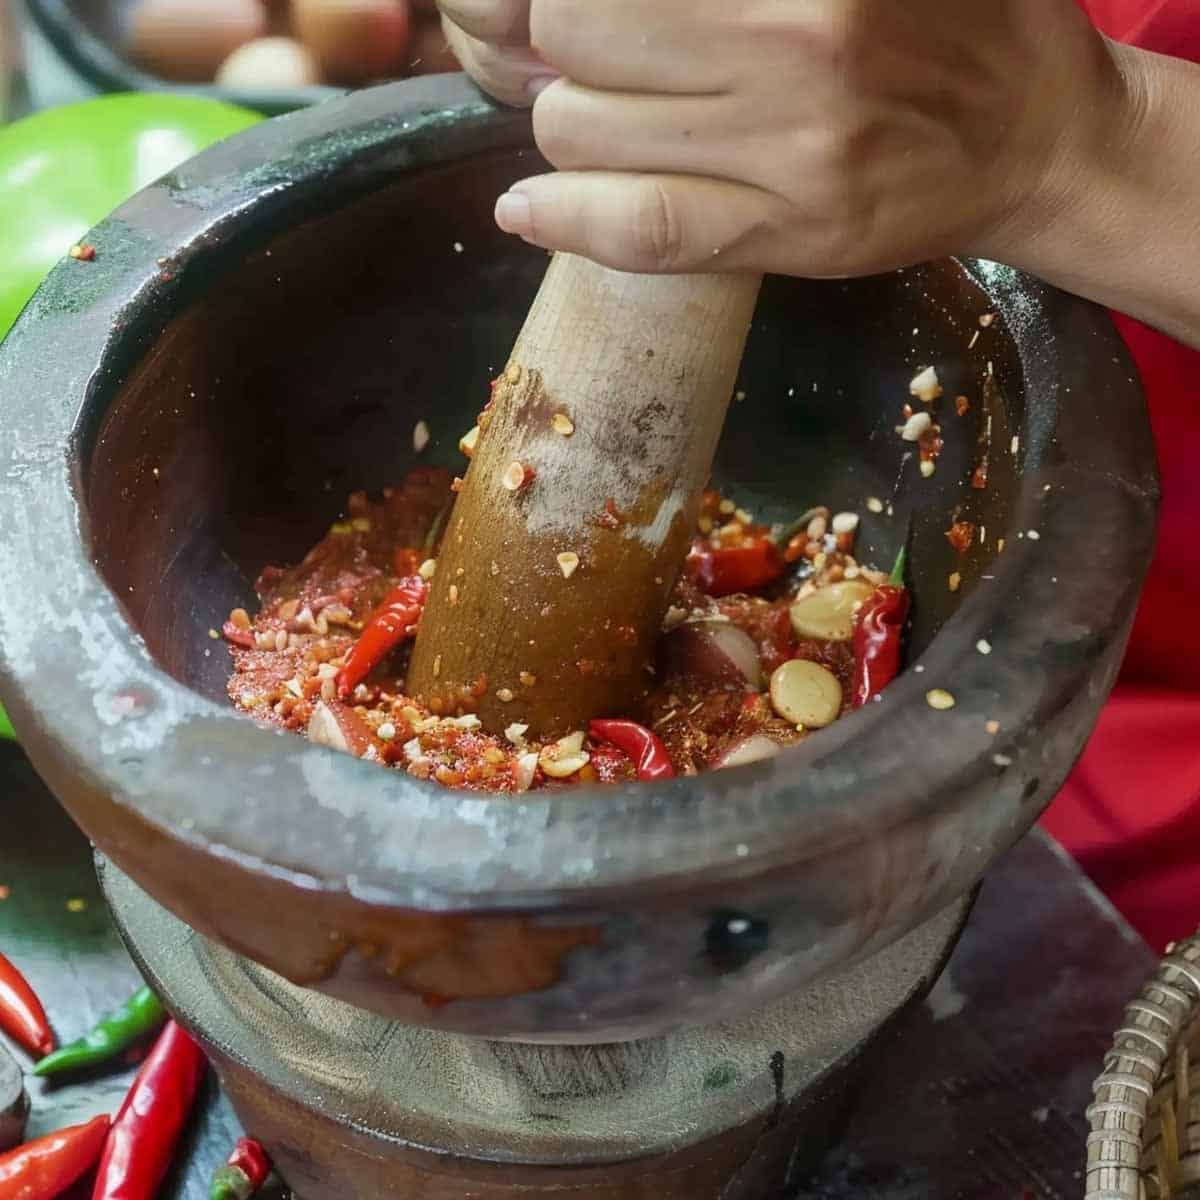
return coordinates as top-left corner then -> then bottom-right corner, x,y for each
988,43 -> 1200,349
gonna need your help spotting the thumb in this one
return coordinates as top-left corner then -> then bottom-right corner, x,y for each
493,172 -> 788,274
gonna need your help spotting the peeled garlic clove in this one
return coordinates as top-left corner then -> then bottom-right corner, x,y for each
307,700 -> 372,756
539,730 -> 590,779
660,620 -> 763,689
715,734 -> 781,770
789,579 -> 876,642
769,660 -> 843,728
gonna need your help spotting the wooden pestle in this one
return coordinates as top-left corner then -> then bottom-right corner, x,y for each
407,254 -> 762,737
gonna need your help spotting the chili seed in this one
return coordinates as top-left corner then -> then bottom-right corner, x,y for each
976,639 -> 992,655
230,607 -> 251,630
519,671 -> 537,687
448,584 -> 459,605
985,720 -> 1001,734
993,753 -> 1013,767
557,551 -> 580,579
433,654 -> 442,677
419,558 -> 437,580
378,722 -> 396,741
502,460 -> 534,492
718,499 -> 736,516
909,365 -> 943,402
830,512 -> 859,536
979,313 -> 996,327
926,689 -> 956,710
496,688 -> 514,702
1027,529 -> 1041,541
866,497 -> 885,514
551,412 -> 575,436
208,628 -> 219,640
900,412 -> 932,442
69,244 -> 96,261
806,515 -> 828,541
920,459 -> 936,478
459,426 -> 479,457
948,572 -> 962,592
413,420 -> 430,452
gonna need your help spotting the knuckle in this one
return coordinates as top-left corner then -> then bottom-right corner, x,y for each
630,181 -> 685,272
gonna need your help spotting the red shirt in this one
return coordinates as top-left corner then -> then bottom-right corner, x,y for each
1043,0 -> 1200,948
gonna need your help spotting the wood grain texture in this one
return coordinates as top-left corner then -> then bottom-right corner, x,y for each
407,255 -> 762,735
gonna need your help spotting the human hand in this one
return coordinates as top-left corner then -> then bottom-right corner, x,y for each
441,0 -> 1128,279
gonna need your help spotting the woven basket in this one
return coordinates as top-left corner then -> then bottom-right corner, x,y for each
1087,933 -> 1200,1199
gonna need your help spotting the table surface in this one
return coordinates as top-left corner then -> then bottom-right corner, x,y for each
0,740 -> 1155,1199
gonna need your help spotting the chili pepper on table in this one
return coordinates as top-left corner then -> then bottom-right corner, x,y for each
851,547 -> 910,709
0,953 -> 53,1058
588,720 -> 676,781
0,1113 -> 111,1200
209,1137 -> 272,1200
34,985 -> 166,1079
92,1020 -> 206,1200
335,575 -> 429,698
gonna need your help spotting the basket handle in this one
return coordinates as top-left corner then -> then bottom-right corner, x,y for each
1086,932 -> 1200,1200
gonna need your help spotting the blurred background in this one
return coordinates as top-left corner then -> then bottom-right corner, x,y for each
2,0 -> 458,122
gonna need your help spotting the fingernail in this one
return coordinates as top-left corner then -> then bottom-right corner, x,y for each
495,191 -> 532,237
525,74 -> 557,99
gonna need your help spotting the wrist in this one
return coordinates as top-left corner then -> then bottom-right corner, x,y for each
974,36 -> 1142,272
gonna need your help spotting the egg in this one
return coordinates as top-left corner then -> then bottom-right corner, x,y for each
292,0 -> 412,84
405,17 -> 460,75
127,0 -> 266,82
216,37 -> 322,89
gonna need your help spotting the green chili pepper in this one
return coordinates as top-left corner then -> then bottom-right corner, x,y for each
0,707 -> 14,741
33,985 -> 165,1078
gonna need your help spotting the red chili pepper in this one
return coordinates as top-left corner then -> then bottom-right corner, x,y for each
92,1020 -> 206,1200
0,953 -> 54,1058
0,1113 -> 110,1199
209,1137 -> 271,1200
220,621 -> 255,650
685,536 -> 784,597
851,549 -> 910,708
588,720 -> 675,781
335,575 -> 428,698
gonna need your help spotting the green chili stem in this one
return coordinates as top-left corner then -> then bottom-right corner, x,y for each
889,544 -> 907,587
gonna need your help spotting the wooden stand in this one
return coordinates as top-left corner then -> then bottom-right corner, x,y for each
101,856 -> 968,1200
407,256 -> 761,735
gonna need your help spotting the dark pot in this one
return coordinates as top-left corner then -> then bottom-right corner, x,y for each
0,75 -> 1158,1042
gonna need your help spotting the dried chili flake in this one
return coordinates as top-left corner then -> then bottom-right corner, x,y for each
946,521 -> 976,554
955,395 -> 970,416
971,462 -> 989,490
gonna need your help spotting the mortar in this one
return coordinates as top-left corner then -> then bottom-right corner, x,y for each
0,73 -> 1159,1196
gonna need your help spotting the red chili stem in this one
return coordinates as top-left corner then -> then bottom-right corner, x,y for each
0,952 -> 54,1058
0,1114 -> 110,1198
588,720 -> 675,781
92,1020 -> 207,1200
335,575 -> 428,698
